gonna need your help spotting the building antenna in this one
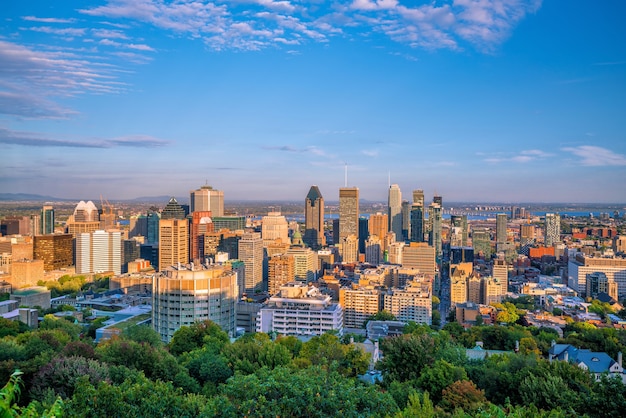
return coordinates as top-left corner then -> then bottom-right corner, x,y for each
344,163 -> 348,187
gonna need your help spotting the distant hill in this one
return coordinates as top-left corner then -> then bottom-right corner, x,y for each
0,193 -> 72,202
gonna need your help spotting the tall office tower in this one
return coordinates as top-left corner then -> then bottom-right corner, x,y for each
161,197 -> 186,220
41,205 -> 54,235
383,279 -> 432,325
339,187 -> 359,259
268,254 -> 295,296
449,262 -> 473,305
239,232 -> 264,293
402,243 -> 436,277
450,246 -> 474,264
152,263 -> 238,342
545,213 -> 561,247
158,219 -> 189,271
190,185 -> 224,217
467,275 -> 482,304
262,212 -> 289,247
433,194 -> 442,206
510,206 -> 518,220
122,237 -> 142,273
410,203 -> 425,242
388,184 -> 403,239
413,189 -> 425,206
428,203 -> 442,261
129,214 -> 148,239
146,210 -> 160,244
286,246 -> 318,282
492,257 -> 509,292
368,212 -> 388,243
30,214 -> 41,237
450,215 -> 468,247
340,234 -> 359,263
365,235 -> 382,265
66,201 -> 101,237
496,213 -> 508,245
358,217 -> 369,255
33,234 -> 73,271
304,185 -> 325,248
75,230 -> 122,275
472,227 -> 492,259
190,211 -> 214,263
401,200 -> 411,241
520,224 -> 536,247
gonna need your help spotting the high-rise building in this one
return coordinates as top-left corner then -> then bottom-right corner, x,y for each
40,205 -> 54,235
450,215 -> 468,247
368,213 -> 388,244
433,194 -> 442,206
75,230 -> 122,275
339,187 -> 359,261
158,219 -> 189,271
496,213 -> 508,245
239,232 -> 264,293
402,243 -> 436,277
520,224 -> 535,247
161,197 -> 186,220
304,186 -> 325,248
428,203 -> 442,261
190,211 -> 214,263
262,212 -> 289,247
268,254 -> 295,296
401,200 -> 411,241
472,227 -> 492,259
410,203 -> 425,243
340,234 -> 359,264
568,254 -> 626,298
190,185 -> 224,217
152,263 -> 238,343
146,210 -> 160,244
545,213 -> 561,247
66,201 -> 100,237
388,184 -> 403,240
365,235 -> 382,265
286,246 -> 318,282
33,234 -> 73,271
492,258 -> 508,292
383,279 -> 432,325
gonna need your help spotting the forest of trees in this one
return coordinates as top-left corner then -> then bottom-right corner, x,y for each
2,315 -> 626,417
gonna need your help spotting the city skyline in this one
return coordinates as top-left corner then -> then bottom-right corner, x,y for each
2,1 -> 625,203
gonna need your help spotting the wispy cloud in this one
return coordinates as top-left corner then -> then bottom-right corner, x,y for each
361,149 -> 379,157
263,144 -> 328,157
22,26 -> 87,36
22,16 -> 77,24
484,149 -> 552,164
0,91 -> 76,119
78,0 -> 540,51
0,127 -> 170,149
92,28 -> 129,39
562,145 -> 626,167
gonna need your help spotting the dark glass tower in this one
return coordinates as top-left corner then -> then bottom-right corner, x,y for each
304,185 -> 325,248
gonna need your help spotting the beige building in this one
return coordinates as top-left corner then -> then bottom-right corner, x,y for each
152,263 -> 238,343
401,243 -> 436,277
339,187 -> 359,261
239,232 -> 264,293
268,254 -> 295,296
368,213 -> 388,250
8,259 -> 44,288
339,286 -> 382,328
158,219 -> 189,271
261,212 -> 289,247
383,278 -> 432,325
286,246 -> 318,282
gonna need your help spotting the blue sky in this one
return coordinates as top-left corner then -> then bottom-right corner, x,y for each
1,0 -> 625,203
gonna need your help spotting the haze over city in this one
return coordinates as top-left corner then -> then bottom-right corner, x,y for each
2,1 -> 625,202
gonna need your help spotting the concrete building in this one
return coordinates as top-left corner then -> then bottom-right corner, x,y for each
158,219 -> 188,271
268,254 -> 295,296
239,232 -> 264,293
41,205 -> 55,235
402,243 -> 436,277
450,215 -> 468,247
190,185 -> 224,217
304,185 -> 325,248
496,213 -> 508,246
152,263 -> 238,343
339,286 -> 382,328
492,258 -> 509,293
368,213 -> 388,249
383,279 -> 432,325
365,235 -> 382,265
286,246 -> 317,283
262,212 -> 289,247
8,259 -> 44,288
11,286 -> 51,309
257,282 -> 343,336
428,202 -> 442,261
76,230 -> 122,275
545,213 -> 561,247
339,187 -> 359,261
190,211 -> 214,263
568,254 -> 626,298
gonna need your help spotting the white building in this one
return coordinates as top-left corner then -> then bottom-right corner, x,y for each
75,230 -> 121,275
568,253 -> 626,298
190,185 -> 224,217
383,279 -> 432,325
152,263 -> 238,343
256,282 -> 343,336
261,212 -> 289,247
238,232 -> 264,293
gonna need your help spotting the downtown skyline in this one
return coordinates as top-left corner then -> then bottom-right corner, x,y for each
1,1 -> 625,203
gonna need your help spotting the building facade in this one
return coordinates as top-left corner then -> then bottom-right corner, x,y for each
304,185 -> 325,248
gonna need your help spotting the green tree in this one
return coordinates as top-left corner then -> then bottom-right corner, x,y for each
416,359 -> 468,403
30,355 -> 110,400
169,320 -> 229,357
394,392 -> 435,418
440,380 -> 487,414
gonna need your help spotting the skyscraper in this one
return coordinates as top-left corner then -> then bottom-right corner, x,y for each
304,185 -> 325,248
339,187 -> 359,240
161,197 -> 186,220
428,202 -> 442,262
450,215 -> 468,247
41,205 -> 54,235
239,232 -> 264,293
388,184 -> 403,239
190,185 -> 224,217
146,209 -> 160,244
545,213 -> 561,247
158,218 -> 189,271
75,230 -> 122,275
401,200 -> 411,241
261,211 -> 289,247
190,211 -> 214,263
496,213 -> 508,245
368,213 -> 388,242
410,203 -> 425,243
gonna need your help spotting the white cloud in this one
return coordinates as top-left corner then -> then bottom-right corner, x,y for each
361,149 -> 379,157
484,148 -> 551,164
22,16 -> 77,24
23,26 -> 87,36
562,145 -> 626,167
